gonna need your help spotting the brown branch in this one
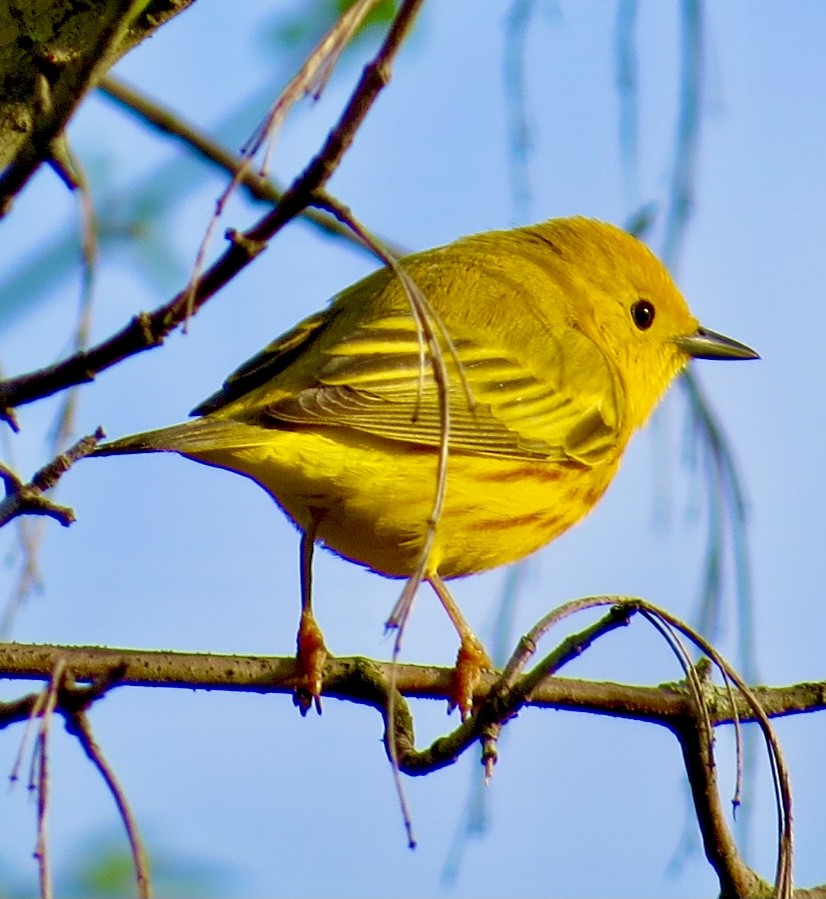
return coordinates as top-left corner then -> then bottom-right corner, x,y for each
0,429 -> 104,527
32,659 -> 66,899
0,0 -> 425,418
51,144 -> 99,448
3,634 -> 824,895
64,709 -> 152,899
183,0 -> 387,328
1,641 -> 824,726
470,595 -> 794,897
241,0 -> 381,166
636,606 -> 794,898
642,611 -> 770,898
97,76 -> 406,258
674,716 -> 770,898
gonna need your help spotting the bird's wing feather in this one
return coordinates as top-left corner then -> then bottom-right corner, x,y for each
191,309 -> 335,416
246,314 -> 622,464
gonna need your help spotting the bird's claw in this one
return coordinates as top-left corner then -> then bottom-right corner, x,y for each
295,610 -> 329,716
449,635 -> 494,720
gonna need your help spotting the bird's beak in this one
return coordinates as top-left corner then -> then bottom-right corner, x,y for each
675,327 -> 760,361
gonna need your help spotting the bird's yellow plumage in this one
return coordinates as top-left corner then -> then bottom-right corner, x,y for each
95,217 -> 758,715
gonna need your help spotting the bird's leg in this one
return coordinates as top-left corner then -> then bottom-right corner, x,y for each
294,517 -> 329,716
428,574 -> 494,719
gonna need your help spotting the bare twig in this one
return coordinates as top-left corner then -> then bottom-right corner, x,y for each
184,0 -> 383,326
97,75 -> 404,257
503,0 -> 538,218
0,155 -> 100,631
661,0 -> 703,269
0,413 -> 45,622
6,662 -> 148,898
51,146 -> 99,448
64,709 -> 152,899
0,429 -> 104,528
309,191 -> 476,844
30,659 -> 66,899
309,193 -> 467,636
243,0 -> 380,169
615,0 -> 641,209
636,604 -> 793,899
639,610 -> 762,898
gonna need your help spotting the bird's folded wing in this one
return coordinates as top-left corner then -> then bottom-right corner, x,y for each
191,309 -> 335,416
255,314 -> 623,465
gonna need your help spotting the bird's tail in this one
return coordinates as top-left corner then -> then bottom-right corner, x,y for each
93,418 -> 266,457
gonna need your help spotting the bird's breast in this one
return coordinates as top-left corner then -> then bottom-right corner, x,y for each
188,428 -> 621,580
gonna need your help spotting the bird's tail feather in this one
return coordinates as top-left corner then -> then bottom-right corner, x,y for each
93,419 -> 266,457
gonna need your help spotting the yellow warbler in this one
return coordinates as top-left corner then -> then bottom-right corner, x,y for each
95,217 -> 757,716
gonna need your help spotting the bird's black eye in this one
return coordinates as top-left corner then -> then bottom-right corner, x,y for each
631,299 -> 655,330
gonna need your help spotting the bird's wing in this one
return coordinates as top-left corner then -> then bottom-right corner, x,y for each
245,313 -> 622,464
191,309 -> 335,416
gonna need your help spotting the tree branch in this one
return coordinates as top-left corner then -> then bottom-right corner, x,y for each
0,0 -> 179,214
673,715 -> 770,898
2,642 -> 824,727
3,631 -> 823,895
97,75 -> 404,257
0,429 -> 104,527
64,709 -> 151,899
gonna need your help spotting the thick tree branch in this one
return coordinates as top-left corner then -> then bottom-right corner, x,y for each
0,1 -> 194,170
3,630 -> 822,895
2,642 -> 824,726
0,0 -> 192,213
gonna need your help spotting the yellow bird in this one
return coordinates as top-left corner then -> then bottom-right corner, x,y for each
95,217 -> 758,716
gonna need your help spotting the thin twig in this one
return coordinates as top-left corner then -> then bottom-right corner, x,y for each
639,611 -> 758,897
615,0 -> 640,208
244,0 -> 380,170
51,146 -> 98,448
636,603 -> 793,899
474,594 -> 792,897
0,401 -> 45,629
183,0 -> 383,326
661,0 -> 702,269
308,191 -> 472,843
0,429 -> 104,528
503,0 -> 537,218
97,75 -> 405,257
309,193 -> 471,634
64,710 -> 152,899
32,659 -> 65,899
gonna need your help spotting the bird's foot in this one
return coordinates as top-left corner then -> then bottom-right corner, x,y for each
293,610 -> 329,716
449,635 -> 494,720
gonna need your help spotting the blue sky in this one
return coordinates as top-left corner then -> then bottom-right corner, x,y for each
2,2 -> 826,896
